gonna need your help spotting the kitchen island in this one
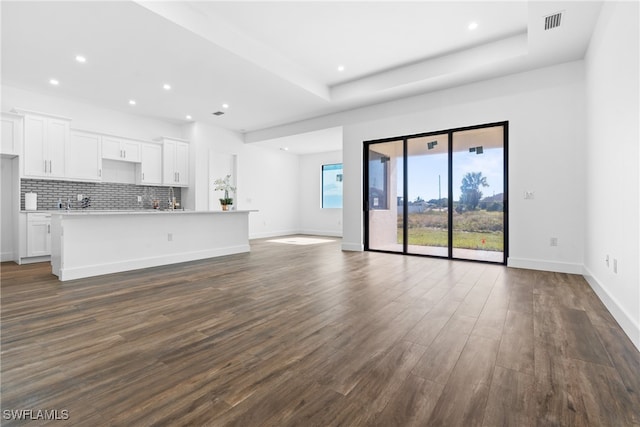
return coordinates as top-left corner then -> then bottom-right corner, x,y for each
50,210 -> 254,281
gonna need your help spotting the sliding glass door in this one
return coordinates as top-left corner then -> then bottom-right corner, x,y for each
366,140 -> 404,252
452,126 -> 505,262
364,122 -> 507,264
406,134 -> 449,257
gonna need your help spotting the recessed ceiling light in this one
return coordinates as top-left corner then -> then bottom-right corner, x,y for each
49,79 -> 59,86
468,22 -> 478,30
163,83 -> 171,90
280,147 -> 289,151
129,99 -> 136,105
337,65 -> 345,72
185,115 -> 192,120
75,55 -> 86,63
222,103 -> 229,109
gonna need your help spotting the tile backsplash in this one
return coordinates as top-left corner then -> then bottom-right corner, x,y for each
21,179 -> 181,211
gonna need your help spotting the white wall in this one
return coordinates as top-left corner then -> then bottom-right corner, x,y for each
298,150 -> 342,236
1,85 -> 182,140
183,121 -> 300,239
341,61 -> 587,273
584,1 -> 639,350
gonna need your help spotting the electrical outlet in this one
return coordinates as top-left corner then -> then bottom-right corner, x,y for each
167,233 -> 173,242
613,259 -> 617,274
77,194 -> 83,201
550,237 -> 558,247
524,191 -> 535,200
137,196 -> 142,202
606,255 -> 610,267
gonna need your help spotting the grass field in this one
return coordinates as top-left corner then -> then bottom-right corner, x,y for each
398,210 -> 504,251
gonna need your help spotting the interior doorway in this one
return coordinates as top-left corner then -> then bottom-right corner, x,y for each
364,122 -> 508,264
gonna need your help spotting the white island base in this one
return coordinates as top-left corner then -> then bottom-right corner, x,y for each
50,210 -> 253,281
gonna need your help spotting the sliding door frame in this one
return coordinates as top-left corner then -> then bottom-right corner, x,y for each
363,121 -> 509,265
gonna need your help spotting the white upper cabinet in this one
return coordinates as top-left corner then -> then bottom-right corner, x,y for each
102,136 -> 140,162
1,112 -> 22,156
160,137 -> 189,187
67,130 -> 102,181
175,142 -> 189,186
138,142 -> 163,185
19,110 -> 70,178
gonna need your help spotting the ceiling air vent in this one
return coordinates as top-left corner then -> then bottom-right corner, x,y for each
212,111 -> 225,116
544,12 -> 562,30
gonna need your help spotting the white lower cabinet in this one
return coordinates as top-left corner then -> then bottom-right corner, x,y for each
26,213 -> 51,257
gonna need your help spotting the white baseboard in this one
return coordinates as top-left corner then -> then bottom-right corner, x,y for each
341,241 -> 364,251
57,245 -> 250,281
298,229 -> 342,237
249,229 -> 300,240
507,257 -> 583,274
18,255 -> 51,265
583,266 -> 640,352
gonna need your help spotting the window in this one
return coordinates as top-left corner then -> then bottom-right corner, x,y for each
322,163 -> 343,208
368,150 -> 389,210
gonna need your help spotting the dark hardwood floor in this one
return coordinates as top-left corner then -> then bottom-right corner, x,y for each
1,236 -> 639,426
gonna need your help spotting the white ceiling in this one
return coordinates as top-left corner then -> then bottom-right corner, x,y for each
1,1 -> 602,153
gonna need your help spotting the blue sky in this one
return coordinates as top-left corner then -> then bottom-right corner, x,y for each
402,148 -> 504,202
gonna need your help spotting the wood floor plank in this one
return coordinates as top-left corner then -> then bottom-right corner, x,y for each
534,295 -> 612,366
404,297 -> 460,346
427,334 -> 500,426
347,341 -> 427,412
371,375 -> 445,427
412,331 -> 469,385
496,310 -> 535,375
1,238 -> 638,425
482,366 -> 536,427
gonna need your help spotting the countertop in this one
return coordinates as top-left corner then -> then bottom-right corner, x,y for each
23,209 -> 256,215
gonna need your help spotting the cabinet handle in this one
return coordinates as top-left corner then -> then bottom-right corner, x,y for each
124,150 -> 126,158
47,224 -> 50,234
142,172 -> 145,180
49,160 -> 52,173
99,168 -> 102,177
177,172 -> 180,182
44,160 -> 47,173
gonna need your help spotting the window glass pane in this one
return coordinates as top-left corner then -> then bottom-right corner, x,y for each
367,140 -> 403,253
368,150 -> 389,210
322,163 -> 343,208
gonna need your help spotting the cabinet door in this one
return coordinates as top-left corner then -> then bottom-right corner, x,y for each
140,143 -> 162,185
175,142 -> 189,186
23,115 -> 48,177
47,119 -> 68,177
1,114 -> 21,156
27,220 -> 51,257
162,139 -> 177,184
121,139 -> 140,162
102,136 -> 123,160
67,131 -> 102,181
